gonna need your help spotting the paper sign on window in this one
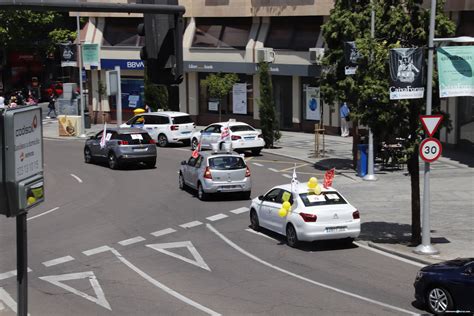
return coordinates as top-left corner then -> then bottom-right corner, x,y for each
131,134 -> 143,140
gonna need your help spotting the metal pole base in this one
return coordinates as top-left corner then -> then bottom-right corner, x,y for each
414,244 -> 439,255
363,174 -> 378,181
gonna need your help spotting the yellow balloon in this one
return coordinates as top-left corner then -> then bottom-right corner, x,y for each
278,208 -> 288,218
307,181 -> 316,189
309,177 -> 318,185
27,196 -> 36,206
313,185 -> 322,195
282,201 -> 291,211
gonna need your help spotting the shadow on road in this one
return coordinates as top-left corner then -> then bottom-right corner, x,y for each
358,222 -> 413,244
312,158 -> 353,171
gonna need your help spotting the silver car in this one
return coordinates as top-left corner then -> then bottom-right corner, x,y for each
84,127 -> 157,169
178,150 -> 252,200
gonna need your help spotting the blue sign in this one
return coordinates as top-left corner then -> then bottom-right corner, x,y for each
101,59 -> 145,70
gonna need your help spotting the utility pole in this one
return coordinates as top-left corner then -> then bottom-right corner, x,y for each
76,12 -> 86,138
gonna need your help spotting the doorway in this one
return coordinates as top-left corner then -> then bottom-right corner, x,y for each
272,76 -> 293,129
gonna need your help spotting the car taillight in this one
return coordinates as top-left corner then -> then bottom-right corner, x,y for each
352,210 -> 360,219
149,139 -> 156,144
231,135 -> 241,140
203,167 -> 212,179
299,212 -> 317,222
170,125 -> 179,131
118,140 -> 129,145
245,166 -> 251,177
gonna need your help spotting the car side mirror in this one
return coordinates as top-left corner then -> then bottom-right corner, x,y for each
258,195 -> 264,201
463,267 -> 473,276
181,160 -> 187,165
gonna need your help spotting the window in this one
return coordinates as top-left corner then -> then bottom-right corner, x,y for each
203,125 -> 220,133
192,18 -> 252,49
118,133 -> 152,145
264,189 -> 282,203
156,116 -> 170,124
187,156 -> 197,167
299,191 -> 347,207
230,125 -> 255,132
102,18 -> 143,47
265,17 -> 322,51
208,156 -> 246,170
172,115 -> 193,124
195,156 -> 203,168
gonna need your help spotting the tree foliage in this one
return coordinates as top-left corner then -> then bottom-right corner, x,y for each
258,62 -> 280,148
202,73 -> 239,101
321,0 -> 455,244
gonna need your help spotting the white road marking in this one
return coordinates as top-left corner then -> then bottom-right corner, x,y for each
208,224 -> 418,316
84,246 -> 220,316
0,287 -> 18,313
42,256 -> 75,267
0,268 -> 32,281
252,162 -> 264,167
179,221 -> 202,229
151,228 -> 177,237
268,168 -> 279,172
206,213 -> 228,222
39,271 -> 111,310
230,207 -> 249,214
70,174 -> 83,183
170,148 -> 190,152
27,207 -> 60,221
353,242 -> 426,268
82,245 -> 110,256
245,228 -> 278,241
147,241 -> 211,271
118,236 -> 146,246
282,174 -> 292,179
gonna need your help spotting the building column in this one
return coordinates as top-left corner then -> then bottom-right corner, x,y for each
253,74 -> 260,121
292,76 -> 301,128
187,72 -> 199,117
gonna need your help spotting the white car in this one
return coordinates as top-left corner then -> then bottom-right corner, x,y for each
249,183 -> 360,247
191,121 -> 265,155
121,111 -> 195,147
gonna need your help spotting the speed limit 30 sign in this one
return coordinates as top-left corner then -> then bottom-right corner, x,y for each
420,138 -> 442,163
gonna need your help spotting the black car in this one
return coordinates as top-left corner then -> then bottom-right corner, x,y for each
414,258 -> 474,315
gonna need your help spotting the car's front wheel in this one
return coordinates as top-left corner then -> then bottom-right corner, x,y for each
108,152 -> 119,169
197,183 -> 208,201
426,286 -> 453,315
157,134 -> 169,147
286,224 -> 299,248
178,172 -> 186,190
250,209 -> 260,231
84,147 -> 93,163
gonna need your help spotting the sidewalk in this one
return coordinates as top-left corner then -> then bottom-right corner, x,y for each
43,120 -> 474,265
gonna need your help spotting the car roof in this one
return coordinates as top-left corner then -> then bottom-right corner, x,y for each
213,121 -> 251,127
198,151 -> 243,158
106,127 -> 148,134
145,111 -> 189,117
273,182 -> 336,192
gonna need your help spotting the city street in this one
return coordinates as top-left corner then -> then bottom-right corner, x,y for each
0,139 -> 423,315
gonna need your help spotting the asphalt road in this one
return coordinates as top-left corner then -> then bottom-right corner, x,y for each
0,139 -> 423,315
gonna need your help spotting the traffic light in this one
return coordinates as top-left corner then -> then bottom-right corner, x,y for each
138,0 -> 184,85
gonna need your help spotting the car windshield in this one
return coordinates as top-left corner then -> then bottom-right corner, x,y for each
172,115 -> 193,124
118,133 -> 151,145
208,156 -> 246,170
230,125 -> 254,132
299,191 -> 347,207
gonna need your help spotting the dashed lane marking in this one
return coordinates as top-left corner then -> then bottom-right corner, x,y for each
0,268 -> 33,281
151,228 -> 177,237
282,174 -> 292,179
230,207 -> 249,214
42,256 -> 75,267
118,236 -> 146,246
70,174 -> 83,183
252,162 -> 264,167
206,213 -> 228,222
83,246 -> 110,256
180,221 -> 203,229
27,207 -> 60,221
268,168 -> 279,172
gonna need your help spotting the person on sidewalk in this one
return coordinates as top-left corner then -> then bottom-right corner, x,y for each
46,94 -> 58,118
340,102 -> 350,137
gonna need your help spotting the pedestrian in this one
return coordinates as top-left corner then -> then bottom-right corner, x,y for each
0,96 -> 5,110
46,94 -> 57,118
144,104 -> 151,113
340,102 -> 350,137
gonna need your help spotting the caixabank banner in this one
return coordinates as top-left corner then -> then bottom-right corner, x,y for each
437,46 -> 474,97
389,48 -> 424,100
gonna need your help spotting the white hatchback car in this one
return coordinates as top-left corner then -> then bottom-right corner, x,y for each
121,111 -> 195,147
249,183 -> 360,247
191,121 -> 265,155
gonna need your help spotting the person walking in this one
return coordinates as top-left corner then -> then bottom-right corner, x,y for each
46,94 -> 58,118
340,102 -> 350,137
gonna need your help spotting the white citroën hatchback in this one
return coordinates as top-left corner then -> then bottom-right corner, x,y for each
249,183 -> 360,247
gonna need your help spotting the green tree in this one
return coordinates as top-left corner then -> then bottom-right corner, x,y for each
202,72 -> 239,121
321,0 -> 455,244
144,82 -> 169,111
257,62 -> 280,148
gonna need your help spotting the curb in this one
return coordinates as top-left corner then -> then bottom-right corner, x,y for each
367,241 -> 437,265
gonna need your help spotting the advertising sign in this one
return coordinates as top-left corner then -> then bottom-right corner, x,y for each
305,86 -> 321,121
437,46 -> 474,97
232,83 -> 247,114
60,43 -> 77,67
389,48 -> 424,100
208,100 -> 219,111
82,43 -> 100,67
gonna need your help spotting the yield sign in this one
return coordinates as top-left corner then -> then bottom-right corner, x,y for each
420,115 -> 443,137
147,241 -> 211,271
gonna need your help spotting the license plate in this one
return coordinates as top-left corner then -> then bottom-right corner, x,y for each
133,148 -> 147,152
244,136 -> 255,140
181,131 -> 191,134
325,226 -> 347,233
220,185 -> 237,190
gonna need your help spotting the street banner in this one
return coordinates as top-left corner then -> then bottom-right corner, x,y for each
232,83 -> 247,114
82,43 -> 100,67
305,86 -> 321,121
389,48 -> 424,100
60,43 -> 77,67
344,41 -> 360,75
437,46 -> 474,97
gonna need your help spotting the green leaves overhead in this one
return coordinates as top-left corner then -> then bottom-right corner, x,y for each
202,73 -> 239,100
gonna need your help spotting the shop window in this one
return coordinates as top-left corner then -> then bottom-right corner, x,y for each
103,18 -> 143,47
192,18 -> 251,49
265,16 -> 322,51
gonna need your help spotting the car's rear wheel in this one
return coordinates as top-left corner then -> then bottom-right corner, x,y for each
286,224 -> 299,248
426,286 -> 453,315
191,138 -> 199,150
84,147 -> 93,163
197,183 -> 208,201
157,134 -> 168,147
178,173 -> 186,190
145,158 -> 156,169
108,152 -> 119,169
250,209 -> 260,231
251,148 -> 262,156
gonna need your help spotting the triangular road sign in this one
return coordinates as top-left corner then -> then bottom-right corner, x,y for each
39,271 -> 111,310
420,115 -> 443,137
147,241 -> 211,271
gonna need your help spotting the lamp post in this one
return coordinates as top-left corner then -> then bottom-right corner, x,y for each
76,13 -> 86,138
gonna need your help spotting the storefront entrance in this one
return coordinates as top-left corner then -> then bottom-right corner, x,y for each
272,76 -> 293,129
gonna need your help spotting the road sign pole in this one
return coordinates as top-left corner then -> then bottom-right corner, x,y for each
415,0 -> 439,255
16,213 -> 28,316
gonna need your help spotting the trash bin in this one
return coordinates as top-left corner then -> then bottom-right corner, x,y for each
357,144 -> 368,177
84,111 -> 91,129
